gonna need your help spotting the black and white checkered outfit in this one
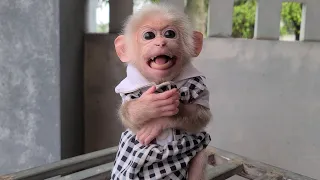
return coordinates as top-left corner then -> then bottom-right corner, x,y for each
111,76 -> 211,180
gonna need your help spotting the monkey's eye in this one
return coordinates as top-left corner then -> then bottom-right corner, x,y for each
143,32 -> 156,40
164,30 -> 176,38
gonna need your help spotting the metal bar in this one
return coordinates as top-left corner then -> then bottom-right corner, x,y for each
56,163 -> 113,180
1,147 -> 118,180
206,163 -> 244,180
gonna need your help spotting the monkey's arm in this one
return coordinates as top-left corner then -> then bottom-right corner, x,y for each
118,100 -> 211,133
135,88 -> 211,145
118,100 -> 141,132
169,103 -> 211,133
168,86 -> 212,133
135,103 -> 211,145
118,87 -> 180,132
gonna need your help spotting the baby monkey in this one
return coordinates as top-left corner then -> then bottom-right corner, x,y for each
111,3 -> 212,180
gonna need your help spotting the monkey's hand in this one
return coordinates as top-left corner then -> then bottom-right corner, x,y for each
119,86 -> 179,131
136,117 -> 171,145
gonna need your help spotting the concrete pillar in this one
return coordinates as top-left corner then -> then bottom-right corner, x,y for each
109,0 -> 133,33
160,0 -> 185,11
85,0 -> 99,33
254,0 -> 282,40
208,0 -> 234,37
300,1 -> 320,41
0,0 -> 85,174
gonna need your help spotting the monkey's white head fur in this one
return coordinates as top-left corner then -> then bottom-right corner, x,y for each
122,3 -> 195,58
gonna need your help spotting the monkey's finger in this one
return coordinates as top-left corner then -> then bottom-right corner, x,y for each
152,89 -> 178,101
136,131 -> 145,144
138,126 -> 152,145
161,108 -> 179,117
164,92 -> 180,102
154,96 -> 179,107
136,129 -> 144,140
144,127 -> 160,145
141,86 -> 156,97
136,126 -> 149,143
159,104 -> 179,112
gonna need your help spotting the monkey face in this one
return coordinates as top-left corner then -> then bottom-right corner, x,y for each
133,16 -> 185,83
114,7 -> 203,84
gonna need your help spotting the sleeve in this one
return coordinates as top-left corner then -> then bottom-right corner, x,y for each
192,88 -> 210,109
179,76 -> 210,109
119,90 -> 142,103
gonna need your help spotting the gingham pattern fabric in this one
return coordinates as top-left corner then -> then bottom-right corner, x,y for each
178,76 -> 206,104
111,76 -> 211,180
122,91 -> 142,101
122,76 -> 206,104
111,130 -> 210,180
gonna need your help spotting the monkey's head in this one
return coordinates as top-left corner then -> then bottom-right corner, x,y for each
115,3 -> 203,84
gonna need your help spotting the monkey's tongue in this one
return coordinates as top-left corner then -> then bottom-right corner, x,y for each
155,57 -> 168,65
150,57 -> 173,70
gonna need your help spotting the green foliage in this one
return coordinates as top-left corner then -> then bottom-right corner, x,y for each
232,0 -> 302,39
234,0 -> 249,6
97,23 -> 109,32
150,0 -> 160,3
280,2 -> 302,39
232,0 -> 256,38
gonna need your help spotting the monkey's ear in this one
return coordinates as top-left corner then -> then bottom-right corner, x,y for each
192,31 -> 203,57
114,35 -> 130,62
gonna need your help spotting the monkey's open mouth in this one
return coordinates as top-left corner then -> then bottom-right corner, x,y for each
148,55 -> 177,70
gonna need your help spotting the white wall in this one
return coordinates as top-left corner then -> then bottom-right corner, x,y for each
194,37 -> 320,179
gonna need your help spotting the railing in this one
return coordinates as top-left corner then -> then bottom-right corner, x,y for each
0,146 -> 315,180
86,0 -> 320,41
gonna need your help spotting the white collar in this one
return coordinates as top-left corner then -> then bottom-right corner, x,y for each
115,62 -> 204,94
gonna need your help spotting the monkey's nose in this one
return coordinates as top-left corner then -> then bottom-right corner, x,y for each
155,38 -> 167,47
155,42 -> 166,47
